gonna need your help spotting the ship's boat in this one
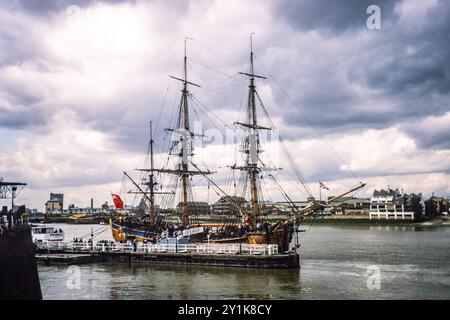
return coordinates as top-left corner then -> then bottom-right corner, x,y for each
69,213 -> 88,220
31,225 -> 65,242
110,37 -> 366,251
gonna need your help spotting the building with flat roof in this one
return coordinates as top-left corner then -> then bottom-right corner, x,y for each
45,193 -> 64,214
176,201 -> 211,216
369,187 -> 424,220
45,200 -> 63,214
327,197 -> 370,215
424,196 -> 450,217
212,196 -> 247,216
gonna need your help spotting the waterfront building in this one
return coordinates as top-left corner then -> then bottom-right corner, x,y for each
327,197 -> 370,215
176,201 -> 211,216
424,195 -> 450,217
45,200 -> 63,214
101,202 -> 109,212
136,198 -> 148,215
211,196 -> 247,216
158,208 -> 176,216
369,187 -> 424,220
67,206 -> 113,215
50,193 -> 64,206
274,200 -> 315,215
45,193 -> 64,214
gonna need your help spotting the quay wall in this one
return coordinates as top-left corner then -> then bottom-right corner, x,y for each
0,226 -> 42,300
36,251 -> 300,269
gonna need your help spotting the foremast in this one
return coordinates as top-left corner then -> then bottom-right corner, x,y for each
125,121 -> 170,224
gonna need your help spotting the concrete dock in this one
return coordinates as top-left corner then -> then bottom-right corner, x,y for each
36,251 -> 299,268
36,253 -> 104,265
35,241 -> 300,269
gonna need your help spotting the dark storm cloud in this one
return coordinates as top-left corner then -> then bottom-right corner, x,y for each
274,0 -> 401,34
3,0 -> 132,14
2,0 -> 190,17
1,0 -> 449,155
416,131 -> 450,150
402,112 -> 450,150
0,0 -> 197,151
350,2 -> 450,94
0,108 -> 48,128
0,11 -> 46,67
265,0 -> 450,146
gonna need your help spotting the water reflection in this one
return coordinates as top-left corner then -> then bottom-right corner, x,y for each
38,224 -> 450,300
39,263 -> 301,300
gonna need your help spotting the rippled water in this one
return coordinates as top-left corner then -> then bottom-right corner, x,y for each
38,224 -> 450,299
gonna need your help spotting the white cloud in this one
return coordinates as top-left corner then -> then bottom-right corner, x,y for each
395,0 -> 440,32
0,109 -> 141,210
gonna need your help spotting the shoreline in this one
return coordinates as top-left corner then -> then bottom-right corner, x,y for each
28,215 -> 449,227
300,217 -> 450,227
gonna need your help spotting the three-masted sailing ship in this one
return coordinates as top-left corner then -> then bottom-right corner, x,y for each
110,37 -> 366,251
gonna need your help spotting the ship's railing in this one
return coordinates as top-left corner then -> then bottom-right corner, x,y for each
35,241 -> 279,256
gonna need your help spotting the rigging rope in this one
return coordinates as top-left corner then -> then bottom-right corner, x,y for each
254,90 -> 313,196
257,60 -> 359,181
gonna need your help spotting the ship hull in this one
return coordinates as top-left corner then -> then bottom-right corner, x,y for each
206,236 -> 248,244
247,226 -> 293,252
110,219 -> 160,242
110,218 -> 293,252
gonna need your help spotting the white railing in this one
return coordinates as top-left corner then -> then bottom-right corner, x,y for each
369,211 -> 415,220
35,241 -> 279,256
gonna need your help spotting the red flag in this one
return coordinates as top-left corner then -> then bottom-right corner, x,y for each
111,193 -> 124,209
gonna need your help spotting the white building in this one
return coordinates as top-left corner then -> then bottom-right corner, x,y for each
369,188 -> 424,220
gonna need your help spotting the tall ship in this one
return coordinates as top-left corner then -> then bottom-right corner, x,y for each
110,38 -> 365,251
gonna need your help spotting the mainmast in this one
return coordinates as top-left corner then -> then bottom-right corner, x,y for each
132,40 -> 211,228
160,38 -> 210,227
233,35 -> 270,227
180,38 -> 191,226
247,36 -> 261,221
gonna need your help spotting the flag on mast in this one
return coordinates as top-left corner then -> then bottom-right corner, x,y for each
319,181 -> 330,190
111,193 -> 124,209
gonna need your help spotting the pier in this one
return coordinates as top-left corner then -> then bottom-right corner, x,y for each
35,241 -> 299,268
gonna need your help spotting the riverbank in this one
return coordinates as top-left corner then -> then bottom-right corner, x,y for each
29,215 -> 109,224
28,213 -> 449,226
301,216 -> 450,227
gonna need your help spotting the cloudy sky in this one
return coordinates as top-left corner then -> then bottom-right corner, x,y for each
0,0 -> 449,211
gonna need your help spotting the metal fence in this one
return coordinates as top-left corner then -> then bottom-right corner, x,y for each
36,241 -> 279,256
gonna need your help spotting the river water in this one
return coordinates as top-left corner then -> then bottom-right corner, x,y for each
37,224 -> 450,299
